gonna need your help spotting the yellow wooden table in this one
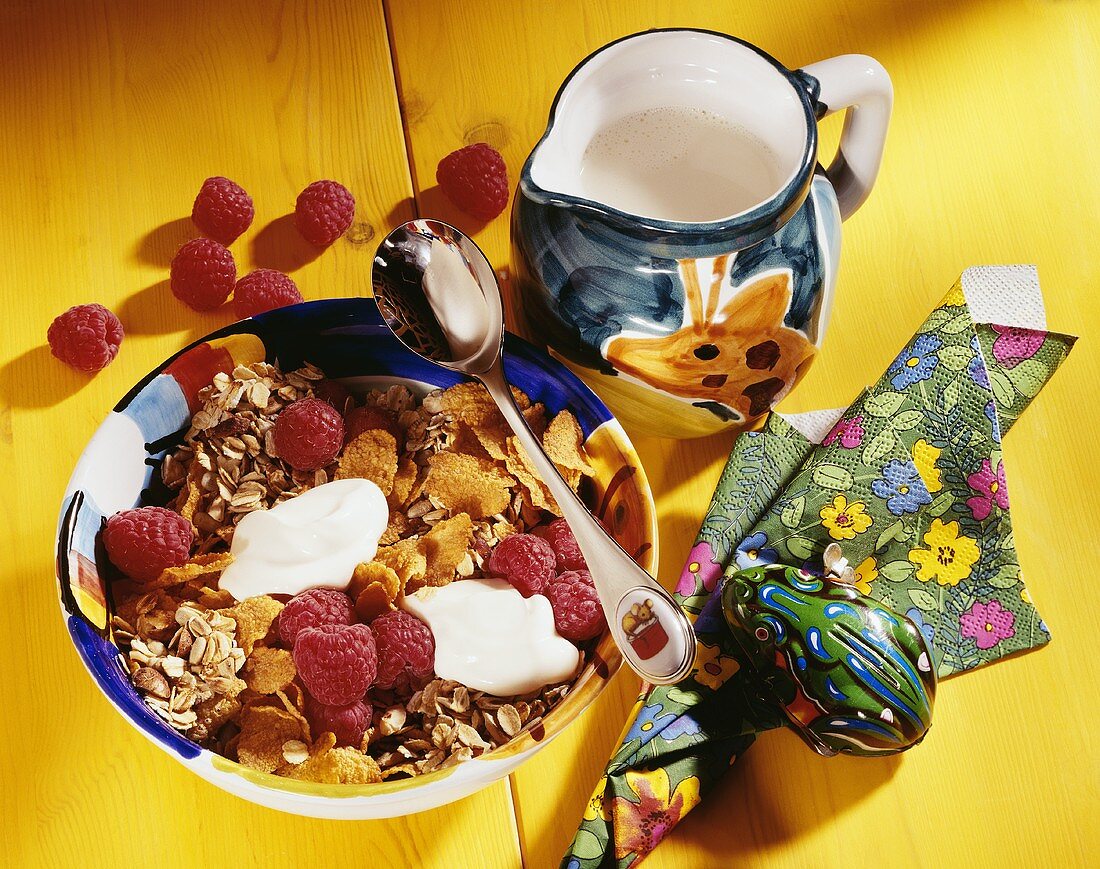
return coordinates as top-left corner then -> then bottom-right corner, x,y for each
1,2 -> 1097,867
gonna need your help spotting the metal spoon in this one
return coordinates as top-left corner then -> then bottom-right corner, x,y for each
371,219 -> 696,685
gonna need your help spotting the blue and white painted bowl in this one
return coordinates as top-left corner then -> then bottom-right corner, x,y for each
56,298 -> 656,818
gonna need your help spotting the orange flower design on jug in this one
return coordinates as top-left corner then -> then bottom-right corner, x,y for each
605,258 -> 816,424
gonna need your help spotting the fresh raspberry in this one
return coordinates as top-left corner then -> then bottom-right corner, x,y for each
314,379 -> 354,415
279,588 -> 353,646
47,303 -> 123,373
170,238 -> 236,311
303,693 -> 372,748
103,506 -> 193,583
272,398 -> 345,471
232,269 -> 303,319
436,143 -> 509,220
191,176 -> 254,244
294,180 -> 355,246
344,405 -> 401,443
544,570 -> 604,642
537,518 -> 587,573
488,533 -> 556,597
370,611 -> 435,692
293,622 -> 377,706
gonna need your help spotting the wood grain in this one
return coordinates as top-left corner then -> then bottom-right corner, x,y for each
2,0 -> 1099,867
0,2 -> 518,868
386,1 -> 1100,867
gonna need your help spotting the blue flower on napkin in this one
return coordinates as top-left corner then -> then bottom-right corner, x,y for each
985,400 -> 1002,444
660,713 -> 703,742
889,334 -> 942,389
734,532 -> 779,568
968,335 -> 990,389
626,702 -> 677,743
906,607 -> 936,648
871,459 -> 932,515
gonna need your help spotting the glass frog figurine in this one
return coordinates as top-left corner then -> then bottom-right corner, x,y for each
721,547 -> 936,756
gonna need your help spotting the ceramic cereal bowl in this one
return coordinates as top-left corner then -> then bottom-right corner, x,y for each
56,298 -> 657,818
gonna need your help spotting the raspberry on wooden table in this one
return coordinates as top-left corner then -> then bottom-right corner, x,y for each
103,506 -> 193,584
272,397 -> 345,471
278,588 -> 353,646
436,143 -> 510,220
303,693 -> 372,748
191,176 -> 254,244
169,238 -> 236,311
537,518 -> 587,573
293,623 -> 377,706
488,533 -> 556,597
46,303 -> 123,373
544,570 -> 604,642
232,268 -> 303,319
370,611 -> 435,693
294,180 -> 355,246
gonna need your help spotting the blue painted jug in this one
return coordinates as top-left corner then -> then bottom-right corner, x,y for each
513,29 -> 892,437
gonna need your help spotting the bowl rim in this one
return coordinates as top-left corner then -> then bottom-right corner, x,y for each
56,298 -> 659,806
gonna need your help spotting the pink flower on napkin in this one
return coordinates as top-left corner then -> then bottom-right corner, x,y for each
823,414 -> 864,449
991,325 -> 1044,369
676,540 -> 722,597
966,458 -> 1009,520
959,600 -> 1016,649
612,768 -> 701,861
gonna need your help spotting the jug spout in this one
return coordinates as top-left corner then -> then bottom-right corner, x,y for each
523,27 -> 819,241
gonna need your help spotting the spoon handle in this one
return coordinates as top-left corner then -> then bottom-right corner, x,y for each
479,362 -> 696,685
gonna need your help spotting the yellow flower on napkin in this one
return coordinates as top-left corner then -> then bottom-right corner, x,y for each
691,640 -> 739,690
939,281 -> 966,307
909,518 -> 980,586
819,494 -> 872,540
852,556 -> 879,594
912,439 -> 944,493
584,776 -> 610,822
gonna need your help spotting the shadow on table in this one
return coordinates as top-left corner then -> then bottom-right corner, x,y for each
132,217 -> 196,268
0,345 -> 86,408
415,185 -> 491,238
117,280 -> 176,335
251,214 -> 322,273
677,728 -> 902,859
117,280 -> 238,346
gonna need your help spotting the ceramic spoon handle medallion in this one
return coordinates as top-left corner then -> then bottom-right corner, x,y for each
480,363 -> 696,685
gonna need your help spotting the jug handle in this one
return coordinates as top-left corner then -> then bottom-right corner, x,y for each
798,55 -> 893,220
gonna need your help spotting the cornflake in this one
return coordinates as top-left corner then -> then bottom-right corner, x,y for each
238,704 -> 310,773
242,647 -> 296,694
348,561 -> 402,622
220,595 -> 282,655
335,429 -> 399,494
423,451 -> 514,518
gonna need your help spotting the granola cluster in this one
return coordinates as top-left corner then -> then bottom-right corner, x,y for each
109,360 -> 597,783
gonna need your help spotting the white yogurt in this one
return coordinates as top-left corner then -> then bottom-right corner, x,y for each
402,578 -> 580,696
219,478 -> 388,601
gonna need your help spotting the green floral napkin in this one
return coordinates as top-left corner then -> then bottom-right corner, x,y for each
562,268 -> 1075,868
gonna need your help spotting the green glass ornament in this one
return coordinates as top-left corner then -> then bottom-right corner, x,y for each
721,553 -> 936,756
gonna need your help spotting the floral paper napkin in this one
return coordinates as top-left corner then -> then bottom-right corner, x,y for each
562,266 -> 1075,868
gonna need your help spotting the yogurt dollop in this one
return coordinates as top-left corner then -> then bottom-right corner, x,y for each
402,578 -> 580,696
219,478 -> 388,601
